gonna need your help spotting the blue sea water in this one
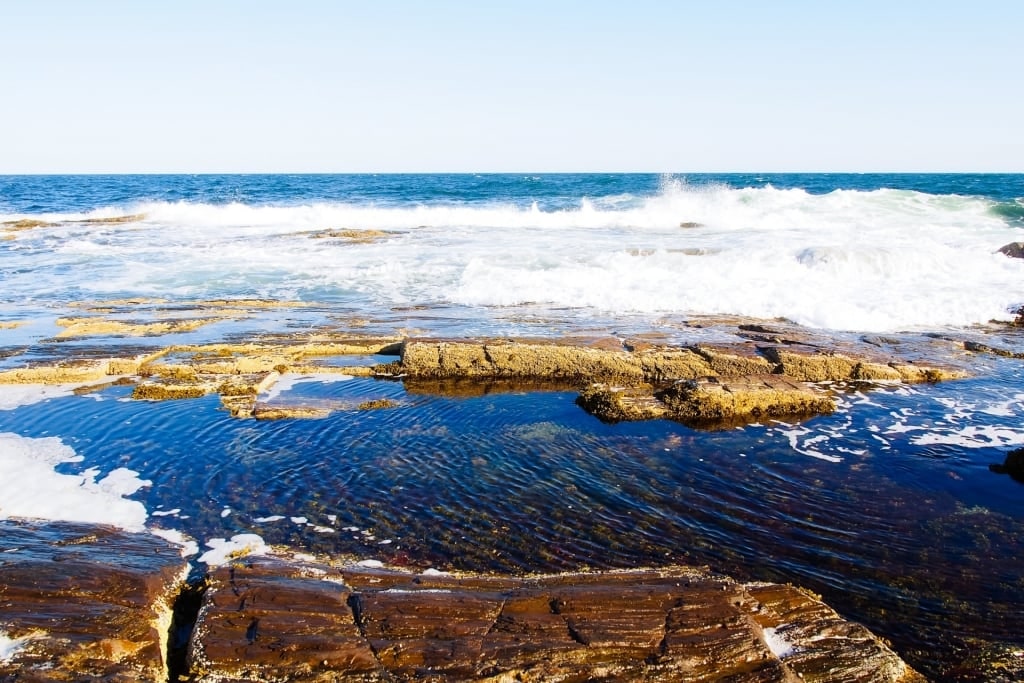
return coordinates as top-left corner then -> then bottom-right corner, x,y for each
2,173 -> 1023,213
2,174 -> 1024,678
2,173 -> 1024,333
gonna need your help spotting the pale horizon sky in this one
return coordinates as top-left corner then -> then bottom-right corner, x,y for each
1,1 -> 1021,174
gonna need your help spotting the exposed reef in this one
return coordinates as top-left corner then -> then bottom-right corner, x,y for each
307,227 -> 397,243
0,307 -> 972,427
1,213 -> 146,240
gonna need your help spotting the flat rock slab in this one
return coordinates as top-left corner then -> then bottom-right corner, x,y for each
189,558 -> 925,682
577,376 -> 834,427
0,519 -> 189,682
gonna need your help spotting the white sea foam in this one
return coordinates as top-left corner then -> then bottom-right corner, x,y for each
198,533 -> 270,565
149,528 -> 199,557
911,426 -> 1024,449
0,629 -> 44,664
259,374 -> 354,403
254,514 -> 286,523
0,384 -> 85,411
762,626 -> 795,658
0,433 -> 149,531
4,184 -> 1022,332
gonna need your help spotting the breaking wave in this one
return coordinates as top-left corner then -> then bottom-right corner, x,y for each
3,180 -> 1023,332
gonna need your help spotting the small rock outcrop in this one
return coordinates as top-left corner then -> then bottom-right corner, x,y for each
0,520 -> 189,682
659,375 -> 835,425
998,242 -> 1024,259
578,376 -> 835,426
990,447 -> 1024,483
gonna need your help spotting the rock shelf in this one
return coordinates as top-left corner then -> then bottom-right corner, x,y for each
0,520 -> 189,683
0,312 -> 971,426
0,520 -> 924,682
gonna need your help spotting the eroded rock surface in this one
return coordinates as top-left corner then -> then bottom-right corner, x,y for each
0,520 -> 189,682
188,557 -> 924,682
0,313 -> 969,426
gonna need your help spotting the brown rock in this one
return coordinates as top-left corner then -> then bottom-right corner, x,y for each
746,583 -> 926,682
400,339 -> 645,382
399,338 -> 716,384
658,375 -> 835,425
760,344 -> 964,383
576,383 -> 670,423
998,242 -> 1024,258
693,343 -> 777,376
188,559 -> 923,682
0,520 -> 189,683
187,557 -> 381,682
758,345 -> 859,382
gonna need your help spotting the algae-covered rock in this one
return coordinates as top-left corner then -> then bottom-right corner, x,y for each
132,382 -> 214,400
53,316 -> 221,339
638,347 -> 714,381
761,344 -> 964,383
0,361 -> 110,385
400,338 -> 721,384
693,343 -> 776,376
309,228 -> 394,243
401,339 -> 646,382
253,404 -> 332,420
658,375 -> 835,425
759,345 -> 858,382
576,383 -> 669,423
357,398 -> 399,410
77,213 -> 146,225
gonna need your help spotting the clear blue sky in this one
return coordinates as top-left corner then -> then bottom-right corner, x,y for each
1,1 -> 1021,173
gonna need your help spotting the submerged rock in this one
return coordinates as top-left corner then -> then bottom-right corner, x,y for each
0,520 -> 189,683
187,556 -> 924,682
990,448 -> 1024,483
308,228 -> 394,243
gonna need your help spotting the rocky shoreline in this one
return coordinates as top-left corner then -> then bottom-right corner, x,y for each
0,519 -> 925,682
3,302 -> 1024,680
0,308 -> 972,427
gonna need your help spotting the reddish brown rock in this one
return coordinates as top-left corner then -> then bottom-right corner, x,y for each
187,559 -> 923,682
0,520 -> 189,683
187,557 -> 381,682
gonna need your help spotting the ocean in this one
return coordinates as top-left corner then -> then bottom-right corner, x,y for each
2,173 -> 1024,332
2,173 -> 1024,677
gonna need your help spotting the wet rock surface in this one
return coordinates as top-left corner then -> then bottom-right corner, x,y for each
0,306 -> 972,428
189,556 -> 924,682
0,520 -> 189,682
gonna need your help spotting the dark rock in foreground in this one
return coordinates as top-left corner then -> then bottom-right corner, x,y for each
188,556 -> 924,682
0,520 -> 189,682
990,447 -> 1024,483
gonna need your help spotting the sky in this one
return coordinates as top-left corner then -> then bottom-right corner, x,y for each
1,1 -> 1021,173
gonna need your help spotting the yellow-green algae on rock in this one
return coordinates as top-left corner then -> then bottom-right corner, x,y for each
0,315 -> 971,425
